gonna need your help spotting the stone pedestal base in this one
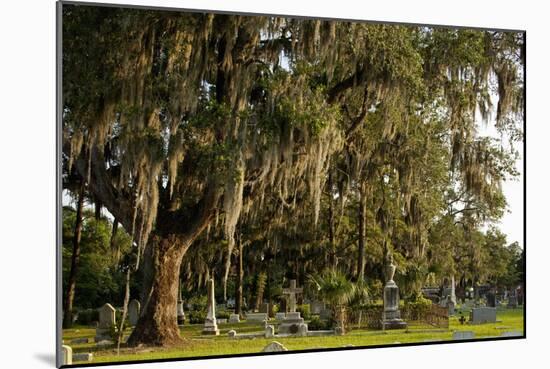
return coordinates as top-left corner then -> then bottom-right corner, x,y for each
202,319 -> 220,335
278,312 -> 308,335
382,319 -> 407,330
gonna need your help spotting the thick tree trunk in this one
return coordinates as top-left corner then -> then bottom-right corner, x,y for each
357,183 -> 367,281
127,236 -> 188,347
63,182 -> 85,328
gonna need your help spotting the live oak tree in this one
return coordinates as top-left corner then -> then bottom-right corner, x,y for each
62,5 -> 523,346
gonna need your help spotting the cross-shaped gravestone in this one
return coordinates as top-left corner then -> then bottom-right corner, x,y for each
282,280 -> 303,313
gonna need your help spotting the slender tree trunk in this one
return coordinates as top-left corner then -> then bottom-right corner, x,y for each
235,235 -> 243,316
110,219 -> 120,263
128,236 -> 188,346
63,182 -> 85,328
357,183 -> 367,281
117,268 -> 131,354
328,173 -> 337,270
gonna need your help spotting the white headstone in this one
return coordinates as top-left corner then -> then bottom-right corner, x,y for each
228,329 -> 237,338
265,324 -> 275,338
61,345 -> 72,365
229,313 -> 240,323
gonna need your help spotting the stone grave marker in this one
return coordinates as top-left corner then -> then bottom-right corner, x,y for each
262,341 -> 288,352
61,345 -> 72,365
501,331 -> 522,337
279,280 -> 308,334
470,307 -> 497,324
95,303 -> 116,342
452,331 -> 475,340
128,299 -> 140,326
265,325 -> 275,338
229,313 -> 240,323
202,279 -> 220,335
275,312 -> 286,321
73,353 -> 93,362
382,261 -> 407,329
228,330 -> 237,338
246,312 -> 268,322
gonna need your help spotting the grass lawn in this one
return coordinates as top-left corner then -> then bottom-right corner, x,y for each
62,307 -> 524,364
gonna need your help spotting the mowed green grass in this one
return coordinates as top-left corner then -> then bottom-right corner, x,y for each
62,307 -> 524,364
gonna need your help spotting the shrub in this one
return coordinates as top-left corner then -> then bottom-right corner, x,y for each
188,310 -> 207,324
307,316 -> 331,331
188,295 -> 208,311
216,310 -> 230,319
405,294 -> 432,320
297,304 -> 311,320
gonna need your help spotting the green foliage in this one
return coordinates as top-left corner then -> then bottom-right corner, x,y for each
296,304 -> 311,320
307,316 -> 332,331
188,310 -> 207,324
62,206 -> 133,309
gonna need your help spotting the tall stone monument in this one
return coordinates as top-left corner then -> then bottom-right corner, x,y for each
382,261 -> 407,330
202,278 -> 220,335
279,279 -> 308,335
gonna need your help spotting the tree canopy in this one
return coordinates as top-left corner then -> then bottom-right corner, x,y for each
62,4 -> 524,346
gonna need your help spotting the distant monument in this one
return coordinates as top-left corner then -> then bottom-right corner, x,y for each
382,259 -> 407,330
202,279 -> 220,335
278,279 -> 308,335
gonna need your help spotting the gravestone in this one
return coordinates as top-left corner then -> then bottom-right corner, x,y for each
282,279 -> 303,313
275,312 -> 286,321
228,330 -> 237,338
128,299 -> 140,326
262,341 -> 288,352
447,300 -> 456,316
265,325 -> 275,338
61,345 -> 72,365
73,353 -> 93,362
452,331 -> 475,340
259,302 -> 270,314
202,279 -> 220,335
217,318 -> 228,324
246,312 -> 268,322
382,262 -> 407,330
177,301 -> 185,325
229,313 -> 240,323
279,280 -> 308,334
470,307 -> 497,324
95,303 -> 116,342
501,331 -> 522,337
311,300 -> 325,315
507,295 -> 518,308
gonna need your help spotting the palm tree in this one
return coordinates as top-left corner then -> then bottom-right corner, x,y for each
308,271 -> 368,334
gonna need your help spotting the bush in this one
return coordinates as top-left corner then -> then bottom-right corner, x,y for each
405,294 -> 432,320
188,310 -> 207,324
216,310 -> 230,319
188,295 -> 208,311
307,316 -> 332,331
297,304 -> 311,320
